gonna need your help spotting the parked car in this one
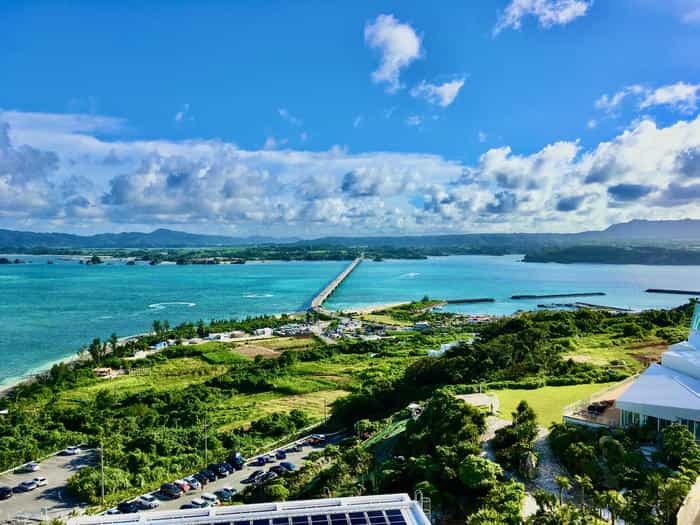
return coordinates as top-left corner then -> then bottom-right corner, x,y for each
192,472 -> 209,486
201,492 -> 220,506
259,471 -> 278,484
136,494 -> 160,509
16,480 -> 38,492
173,479 -> 191,492
280,461 -> 297,472
243,470 -> 265,484
220,461 -> 234,473
190,498 -> 208,508
16,462 -> 40,473
62,446 -> 81,456
0,486 -> 13,500
106,508 -> 121,515
251,457 -> 266,467
160,483 -> 183,499
117,501 -> 139,514
275,450 -> 287,460
269,465 -> 287,476
265,453 -> 276,463
207,463 -> 229,478
184,476 -> 201,490
33,477 -> 47,487
228,452 -> 245,470
215,487 -> 236,502
285,445 -> 302,453
180,503 -> 196,510
199,469 -> 217,482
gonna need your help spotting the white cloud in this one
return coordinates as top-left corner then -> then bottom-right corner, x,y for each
405,115 -> 422,127
364,14 -> 422,93
410,78 -> 465,107
278,108 -> 302,126
494,0 -> 591,34
640,82 -> 700,113
596,82 -> 700,115
3,109 -> 700,235
587,119 -> 597,129
174,103 -> 191,123
353,115 -> 364,129
478,131 -> 488,143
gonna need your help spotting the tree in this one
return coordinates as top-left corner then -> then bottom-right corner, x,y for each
662,424 -> 696,468
573,474 -> 593,510
599,490 -> 625,525
109,333 -> 119,353
555,475 -> 571,505
152,320 -> 162,336
493,400 -> 539,477
458,456 -> 502,491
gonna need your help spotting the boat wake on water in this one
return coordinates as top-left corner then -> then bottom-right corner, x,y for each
148,301 -> 196,310
242,292 -> 274,298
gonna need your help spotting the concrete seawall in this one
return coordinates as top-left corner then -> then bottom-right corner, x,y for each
310,257 -> 363,310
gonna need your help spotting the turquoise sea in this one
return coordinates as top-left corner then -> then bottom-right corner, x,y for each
1,254 -> 699,387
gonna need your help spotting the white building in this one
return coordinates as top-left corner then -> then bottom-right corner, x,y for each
616,303 -> 700,438
68,494 -> 431,525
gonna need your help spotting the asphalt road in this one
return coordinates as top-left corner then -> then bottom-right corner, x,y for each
0,449 -> 96,523
136,437 -> 338,513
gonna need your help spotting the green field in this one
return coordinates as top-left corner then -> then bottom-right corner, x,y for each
493,382 -> 619,427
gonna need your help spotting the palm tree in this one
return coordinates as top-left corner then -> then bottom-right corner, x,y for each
600,490 -> 625,524
109,333 -> 118,353
574,474 -> 593,510
555,475 -> 571,505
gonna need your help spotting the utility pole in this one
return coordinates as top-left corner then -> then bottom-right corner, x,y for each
203,417 -> 209,466
100,440 -> 105,506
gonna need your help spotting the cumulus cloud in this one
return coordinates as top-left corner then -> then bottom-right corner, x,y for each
494,0 -> 591,35
278,108 -> 302,126
596,82 -> 700,114
405,115 -> 422,127
364,14 -> 422,92
410,78 -> 465,107
3,109 -> 700,235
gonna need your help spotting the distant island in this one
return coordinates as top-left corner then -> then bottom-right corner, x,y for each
2,219 -> 700,265
524,245 -> 700,265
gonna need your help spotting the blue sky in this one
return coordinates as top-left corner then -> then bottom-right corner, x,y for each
1,0 -> 700,236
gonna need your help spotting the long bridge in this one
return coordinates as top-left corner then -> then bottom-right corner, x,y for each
310,256 -> 363,311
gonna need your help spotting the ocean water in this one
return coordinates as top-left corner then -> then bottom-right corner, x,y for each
0,257 -> 345,387
324,255 -> 700,315
1,254 -> 699,387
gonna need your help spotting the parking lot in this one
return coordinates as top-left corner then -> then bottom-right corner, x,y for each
130,435 -> 341,514
0,449 -> 96,523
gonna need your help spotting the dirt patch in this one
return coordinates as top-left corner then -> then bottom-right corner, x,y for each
233,345 -> 280,358
626,343 -> 666,364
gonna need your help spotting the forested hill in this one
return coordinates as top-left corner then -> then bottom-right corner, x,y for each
0,228 -> 297,249
1,219 -> 699,251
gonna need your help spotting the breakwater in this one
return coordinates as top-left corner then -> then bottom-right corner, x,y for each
310,257 -> 363,310
646,289 -> 700,296
511,292 -> 606,300
445,298 -> 495,304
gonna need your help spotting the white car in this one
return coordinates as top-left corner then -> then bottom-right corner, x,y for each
190,497 -> 208,508
63,446 -> 81,456
201,492 -> 219,506
18,462 -> 40,473
136,494 -> 160,509
33,477 -> 47,487
184,476 -> 201,490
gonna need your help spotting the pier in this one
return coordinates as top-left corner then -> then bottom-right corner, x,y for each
445,298 -> 495,304
310,257 -> 363,311
511,292 -> 606,300
646,288 -> 700,296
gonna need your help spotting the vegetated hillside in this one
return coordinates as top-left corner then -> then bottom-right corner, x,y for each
0,228 -> 297,249
2,219 -> 699,251
523,245 -> 700,265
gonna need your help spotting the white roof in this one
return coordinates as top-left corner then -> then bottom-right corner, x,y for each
68,494 -> 430,525
616,364 -> 700,422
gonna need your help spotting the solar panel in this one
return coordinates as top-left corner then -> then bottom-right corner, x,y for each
330,513 -> 348,525
235,520 -> 251,525
310,515 -> 330,525
348,512 -> 369,525
273,518 -> 290,525
292,517 -> 310,525
253,519 -> 270,525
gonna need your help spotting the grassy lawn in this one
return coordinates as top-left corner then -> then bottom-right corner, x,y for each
493,382 -> 619,427
251,336 -> 319,350
562,334 -> 667,372
360,313 -> 412,326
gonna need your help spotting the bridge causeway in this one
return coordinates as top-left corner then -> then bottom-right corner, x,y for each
310,257 -> 363,311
